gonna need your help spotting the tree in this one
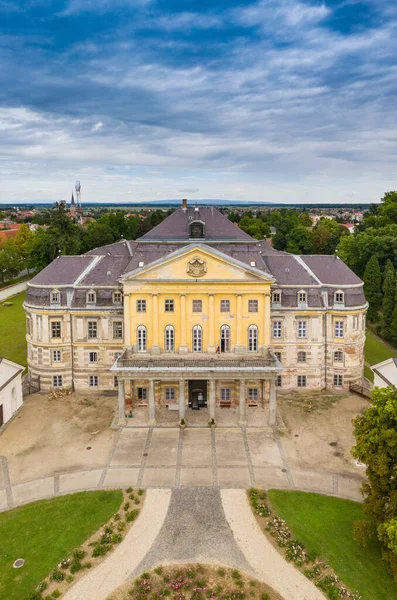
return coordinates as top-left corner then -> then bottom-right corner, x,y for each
14,224 -> 34,271
381,260 -> 395,335
363,255 -> 382,322
390,281 -> 397,343
352,387 -> 397,580
285,225 -> 314,254
0,239 -> 23,282
298,212 -> 312,227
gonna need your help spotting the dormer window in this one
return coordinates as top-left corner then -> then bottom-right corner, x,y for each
113,291 -> 122,304
298,291 -> 307,304
87,291 -> 96,304
334,291 -> 344,304
189,220 -> 205,239
272,291 -> 281,304
51,290 -> 60,304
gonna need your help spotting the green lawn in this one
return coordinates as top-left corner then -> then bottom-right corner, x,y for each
268,490 -> 397,600
0,490 -> 123,600
0,291 -> 27,368
365,330 -> 396,367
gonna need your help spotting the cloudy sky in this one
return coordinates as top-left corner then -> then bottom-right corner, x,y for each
0,0 -> 396,204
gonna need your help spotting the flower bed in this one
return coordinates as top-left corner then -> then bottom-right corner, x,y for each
26,488 -> 144,600
108,564 -> 283,600
248,489 -> 362,600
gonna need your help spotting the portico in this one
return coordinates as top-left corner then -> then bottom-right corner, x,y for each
112,351 -> 281,427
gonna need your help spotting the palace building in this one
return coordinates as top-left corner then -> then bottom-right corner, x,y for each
24,200 -> 367,425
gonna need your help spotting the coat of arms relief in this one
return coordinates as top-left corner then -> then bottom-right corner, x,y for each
187,257 -> 207,277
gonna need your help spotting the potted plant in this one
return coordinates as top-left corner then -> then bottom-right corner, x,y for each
179,418 -> 186,428
208,418 -> 216,428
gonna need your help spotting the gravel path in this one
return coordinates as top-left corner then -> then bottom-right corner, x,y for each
130,487 -> 253,577
222,489 -> 325,600
62,487 -> 326,600
62,489 -> 171,600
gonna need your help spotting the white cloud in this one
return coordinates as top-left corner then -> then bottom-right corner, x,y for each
92,121 -> 103,132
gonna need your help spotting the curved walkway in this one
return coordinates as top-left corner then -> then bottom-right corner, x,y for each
63,487 -> 326,600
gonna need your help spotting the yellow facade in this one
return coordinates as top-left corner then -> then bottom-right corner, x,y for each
121,246 -> 273,353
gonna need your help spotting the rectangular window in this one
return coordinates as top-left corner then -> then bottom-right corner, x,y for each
138,387 -> 147,401
335,292 -> 344,303
297,351 -> 307,363
221,388 -> 231,402
220,299 -> 230,312
113,376 -> 118,388
89,351 -> 98,363
334,374 -> 343,387
275,375 -> 282,387
248,388 -> 258,402
334,350 -> 343,363
192,299 -> 202,312
297,375 -> 307,387
297,320 -> 307,338
272,292 -> 281,303
53,375 -> 63,388
113,292 -> 122,304
51,291 -> 60,303
52,349 -> 61,363
248,299 -> 258,312
334,320 -> 344,338
88,321 -> 97,339
113,321 -> 123,339
298,291 -> 307,303
87,292 -> 96,304
165,387 -> 175,401
89,375 -> 98,387
273,321 -> 282,338
51,321 -> 61,338
137,299 -> 146,312
26,317 -> 31,335
165,299 -> 174,312
274,351 -> 282,363
353,315 -> 359,330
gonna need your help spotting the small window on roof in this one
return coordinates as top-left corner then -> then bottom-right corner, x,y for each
335,291 -> 344,304
87,291 -> 96,304
51,290 -> 60,303
189,221 -> 205,238
298,290 -> 307,304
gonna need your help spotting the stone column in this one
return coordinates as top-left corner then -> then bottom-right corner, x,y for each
152,294 -> 160,354
208,293 -> 215,353
179,378 -> 186,421
238,378 -> 246,425
209,378 -> 216,422
235,294 -> 244,353
264,292 -> 271,347
268,378 -> 277,426
179,294 -> 188,353
148,378 -> 156,426
118,379 -> 126,425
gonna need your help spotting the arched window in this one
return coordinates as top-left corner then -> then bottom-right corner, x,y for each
189,220 -> 205,238
165,325 -> 175,352
192,325 -> 203,352
248,325 -> 258,352
137,325 -> 147,352
220,325 -> 231,353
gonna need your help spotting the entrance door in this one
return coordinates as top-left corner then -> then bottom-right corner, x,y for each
189,380 -> 207,410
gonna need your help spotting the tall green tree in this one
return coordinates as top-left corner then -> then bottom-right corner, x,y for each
381,260 -> 395,335
363,255 -> 382,322
352,387 -> 397,580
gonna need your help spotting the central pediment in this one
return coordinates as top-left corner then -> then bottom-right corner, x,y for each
120,244 -> 274,283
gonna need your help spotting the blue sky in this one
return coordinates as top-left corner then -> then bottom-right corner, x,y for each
0,0 -> 396,204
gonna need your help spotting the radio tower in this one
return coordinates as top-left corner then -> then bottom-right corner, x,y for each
75,181 -> 82,222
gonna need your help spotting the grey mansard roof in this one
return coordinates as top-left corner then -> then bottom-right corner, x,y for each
28,204 -> 366,309
138,206 -> 255,242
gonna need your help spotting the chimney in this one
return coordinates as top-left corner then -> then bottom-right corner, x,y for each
182,199 -> 187,210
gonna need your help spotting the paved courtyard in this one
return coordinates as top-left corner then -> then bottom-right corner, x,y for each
0,423 -> 364,512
